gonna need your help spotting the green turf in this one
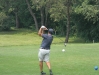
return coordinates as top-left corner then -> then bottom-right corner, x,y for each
0,29 -> 42,46
0,29 -> 86,47
0,29 -> 99,75
0,44 -> 99,75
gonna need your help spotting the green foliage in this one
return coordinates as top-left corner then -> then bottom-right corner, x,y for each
0,12 -> 7,22
72,13 -> 99,42
0,11 -> 15,31
72,0 -> 99,42
0,12 -> 11,31
18,2 -> 33,28
31,0 -> 46,10
49,0 -> 66,22
1,17 -> 15,31
75,0 -> 99,23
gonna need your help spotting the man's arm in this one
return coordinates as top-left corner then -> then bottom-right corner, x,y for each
38,27 -> 44,36
38,26 -> 47,36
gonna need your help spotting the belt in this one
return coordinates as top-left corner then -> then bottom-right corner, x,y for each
40,47 -> 50,50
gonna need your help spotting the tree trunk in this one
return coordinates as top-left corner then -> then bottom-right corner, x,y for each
15,12 -> 19,28
45,8 -> 48,26
26,0 -> 38,31
40,7 -> 44,26
14,7 -> 20,29
65,0 -> 70,43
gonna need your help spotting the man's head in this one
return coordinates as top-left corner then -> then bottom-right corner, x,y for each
48,28 -> 54,34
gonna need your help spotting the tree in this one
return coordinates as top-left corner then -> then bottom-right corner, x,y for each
0,0 -> 25,29
75,0 -> 99,23
64,0 -> 71,43
73,0 -> 99,42
0,0 -> 12,30
0,12 -> 8,30
31,0 -> 51,26
49,0 -> 73,43
11,0 -> 26,28
26,0 -> 38,31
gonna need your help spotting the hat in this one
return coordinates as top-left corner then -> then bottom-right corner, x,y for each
48,28 -> 54,34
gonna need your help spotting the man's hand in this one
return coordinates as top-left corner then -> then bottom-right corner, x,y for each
41,26 -> 48,30
38,26 -> 48,36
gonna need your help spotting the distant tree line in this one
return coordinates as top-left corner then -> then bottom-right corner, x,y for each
0,0 -> 99,42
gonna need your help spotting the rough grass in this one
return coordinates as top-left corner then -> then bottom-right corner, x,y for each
0,29 -> 41,46
0,29 -> 86,47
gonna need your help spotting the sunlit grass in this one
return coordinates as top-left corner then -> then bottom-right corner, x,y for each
0,29 -> 86,46
0,29 -> 41,46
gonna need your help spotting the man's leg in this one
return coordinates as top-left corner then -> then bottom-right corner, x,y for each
46,62 -> 53,75
39,61 -> 43,72
39,61 -> 46,75
46,62 -> 51,69
44,50 -> 53,75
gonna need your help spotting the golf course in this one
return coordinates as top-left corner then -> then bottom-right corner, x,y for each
0,29 -> 99,75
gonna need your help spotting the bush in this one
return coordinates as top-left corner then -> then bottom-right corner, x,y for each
1,25 -> 10,31
0,16 -> 15,31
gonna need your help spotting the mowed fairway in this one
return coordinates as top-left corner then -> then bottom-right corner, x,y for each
0,29 -> 99,75
0,43 -> 99,75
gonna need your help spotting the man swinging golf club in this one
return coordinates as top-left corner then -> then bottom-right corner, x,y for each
38,26 -> 53,75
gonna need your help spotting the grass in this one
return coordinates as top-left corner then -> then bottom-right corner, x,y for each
0,29 -> 42,46
0,29 -> 99,75
0,44 -> 99,75
0,28 -> 86,46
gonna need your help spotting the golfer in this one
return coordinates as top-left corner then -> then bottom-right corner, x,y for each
38,26 -> 53,75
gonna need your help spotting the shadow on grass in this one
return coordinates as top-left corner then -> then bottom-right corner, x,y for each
0,28 -> 37,35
